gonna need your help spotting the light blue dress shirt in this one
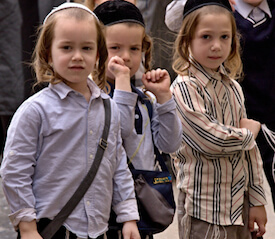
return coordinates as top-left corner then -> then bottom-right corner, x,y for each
114,89 -> 182,170
1,79 -> 139,238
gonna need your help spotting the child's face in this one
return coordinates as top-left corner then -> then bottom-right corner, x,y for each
242,0 -> 264,7
105,23 -> 144,79
50,16 -> 98,90
190,13 -> 232,71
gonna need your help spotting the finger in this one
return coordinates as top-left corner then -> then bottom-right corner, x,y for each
248,218 -> 255,232
155,68 -> 162,80
256,223 -> 266,237
159,69 -> 166,78
141,73 -> 149,85
114,56 -> 125,65
149,70 -> 156,81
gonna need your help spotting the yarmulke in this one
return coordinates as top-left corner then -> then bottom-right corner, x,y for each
183,0 -> 232,18
94,0 -> 145,27
43,2 -> 99,25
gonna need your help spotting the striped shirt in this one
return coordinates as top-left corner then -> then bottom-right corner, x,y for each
170,60 -> 267,226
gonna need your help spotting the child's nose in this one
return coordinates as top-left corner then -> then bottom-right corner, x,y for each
72,50 -> 83,61
211,40 -> 221,51
121,50 -> 130,61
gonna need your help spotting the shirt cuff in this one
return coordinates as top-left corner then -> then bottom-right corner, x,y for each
113,199 -> 139,223
156,98 -> 176,115
9,208 -> 36,228
248,186 -> 267,207
241,128 -> 257,151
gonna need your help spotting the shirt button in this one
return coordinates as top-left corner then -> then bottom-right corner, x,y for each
89,154 -> 93,159
9,151 -> 14,156
89,130 -> 93,135
135,114 -> 139,119
86,201 -> 90,206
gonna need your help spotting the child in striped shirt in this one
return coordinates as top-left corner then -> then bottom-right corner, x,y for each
170,0 -> 267,238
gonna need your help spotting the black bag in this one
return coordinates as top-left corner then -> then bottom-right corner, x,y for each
108,86 -> 176,235
108,150 -> 176,235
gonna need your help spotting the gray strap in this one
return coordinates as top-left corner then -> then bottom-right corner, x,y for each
40,98 -> 111,239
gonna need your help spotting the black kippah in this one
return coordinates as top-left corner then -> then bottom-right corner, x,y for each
183,0 -> 232,18
94,0 -> 145,27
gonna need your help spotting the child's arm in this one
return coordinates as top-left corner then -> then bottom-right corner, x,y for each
142,69 -> 182,153
170,77 -> 257,157
19,220 -> 42,239
142,68 -> 172,104
122,220 -> 141,239
108,55 -> 137,138
108,56 -> 131,92
240,118 -> 261,139
249,206 -> 267,237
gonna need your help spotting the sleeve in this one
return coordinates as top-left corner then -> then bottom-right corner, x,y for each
113,89 -> 138,139
233,82 -> 266,206
170,78 -> 256,158
165,0 -> 186,32
110,102 -> 139,223
246,147 -> 267,206
150,98 -> 182,153
1,101 -> 41,226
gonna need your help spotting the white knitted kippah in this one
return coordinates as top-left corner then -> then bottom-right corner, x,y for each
43,2 -> 98,24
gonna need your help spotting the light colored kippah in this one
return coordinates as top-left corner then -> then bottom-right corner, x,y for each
43,2 -> 99,25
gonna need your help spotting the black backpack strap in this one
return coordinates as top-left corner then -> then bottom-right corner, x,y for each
128,86 -> 169,172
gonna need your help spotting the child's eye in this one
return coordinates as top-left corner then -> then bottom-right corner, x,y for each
131,47 -> 140,51
109,46 -> 119,50
62,46 -> 71,50
221,35 -> 230,40
83,46 -> 92,51
202,35 -> 210,39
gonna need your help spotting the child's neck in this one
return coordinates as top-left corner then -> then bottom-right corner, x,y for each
204,67 -> 222,80
64,80 -> 91,102
82,88 -> 92,102
107,76 -> 115,85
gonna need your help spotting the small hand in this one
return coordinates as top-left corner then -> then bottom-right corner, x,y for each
122,220 -> 141,239
142,68 -> 172,104
19,220 -> 42,239
108,56 -> 131,92
249,206 -> 267,238
240,118 -> 261,139
108,56 -> 130,78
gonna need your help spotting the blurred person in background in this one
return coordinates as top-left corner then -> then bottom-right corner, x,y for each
0,0 -> 24,159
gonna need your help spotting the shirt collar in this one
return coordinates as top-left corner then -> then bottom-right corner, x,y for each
188,57 -> 230,87
49,78 -> 105,100
235,0 -> 272,19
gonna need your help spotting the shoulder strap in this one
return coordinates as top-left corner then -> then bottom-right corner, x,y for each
131,84 -> 153,120
40,98 -> 111,239
128,87 -> 169,172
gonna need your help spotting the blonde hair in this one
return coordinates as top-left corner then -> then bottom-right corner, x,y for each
32,7 -> 108,89
173,5 -> 242,79
141,26 -> 153,72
